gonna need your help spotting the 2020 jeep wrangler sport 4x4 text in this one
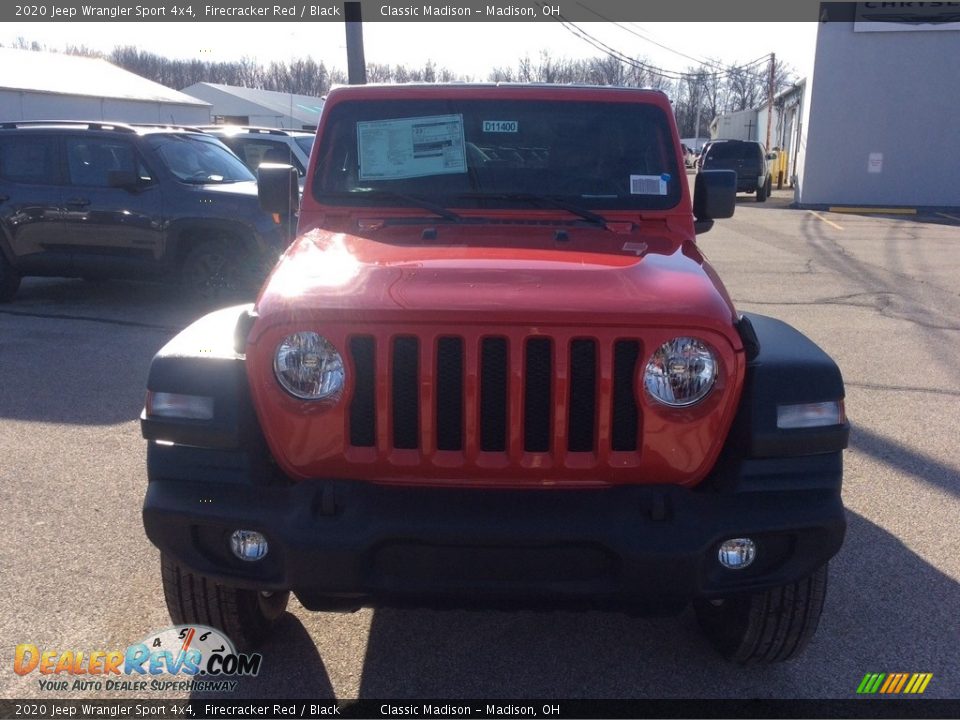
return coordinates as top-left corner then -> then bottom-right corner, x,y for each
141,84 -> 848,663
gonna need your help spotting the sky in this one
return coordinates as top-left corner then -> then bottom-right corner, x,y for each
1,21 -> 818,84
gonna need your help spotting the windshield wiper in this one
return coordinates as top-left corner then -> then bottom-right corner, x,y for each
462,193 -> 610,228
326,190 -> 462,223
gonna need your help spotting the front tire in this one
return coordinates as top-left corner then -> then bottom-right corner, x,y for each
161,554 -> 289,651
694,563 -> 828,664
756,178 -> 768,203
180,239 -> 244,302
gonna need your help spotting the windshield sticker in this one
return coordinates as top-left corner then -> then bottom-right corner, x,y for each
357,114 -> 467,181
630,174 -> 669,195
482,120 -> 519,133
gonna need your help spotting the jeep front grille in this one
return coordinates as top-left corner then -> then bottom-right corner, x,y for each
347,331 -> 643,461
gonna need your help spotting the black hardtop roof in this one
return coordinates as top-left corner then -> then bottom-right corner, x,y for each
328,82 -> 670,96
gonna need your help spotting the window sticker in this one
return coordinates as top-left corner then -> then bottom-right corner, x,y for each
357,114 -> 467,180
630,173 -> 669,196
482,120 -> 519,133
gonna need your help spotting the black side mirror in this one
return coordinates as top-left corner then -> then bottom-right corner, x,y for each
107,169 -> 140,189
258,163 -> 299,215
693,169 -> 736,234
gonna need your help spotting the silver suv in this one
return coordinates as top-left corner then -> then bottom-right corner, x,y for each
199,126 -> 314,190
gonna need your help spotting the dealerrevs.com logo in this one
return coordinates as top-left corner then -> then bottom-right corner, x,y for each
14,625 -> 261,693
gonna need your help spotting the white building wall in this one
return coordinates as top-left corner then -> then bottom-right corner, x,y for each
0,90 -> 209,124
798,19 -> 960,208
181,85 -> 301,129
711,108 -> 759,141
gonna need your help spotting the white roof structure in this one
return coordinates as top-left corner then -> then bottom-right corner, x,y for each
181,83 -> 325,130
0,48 -> 209,124
0,47 -> 207,106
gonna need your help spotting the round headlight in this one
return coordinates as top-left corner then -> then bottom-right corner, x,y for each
644,337 -> 717,407
274,332 -> 345,401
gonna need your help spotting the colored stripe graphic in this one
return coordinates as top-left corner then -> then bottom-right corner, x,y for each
905,673 -> 933,694
880,674 -> 896,693
858,673 -> 932,695
857,673 -> 886,694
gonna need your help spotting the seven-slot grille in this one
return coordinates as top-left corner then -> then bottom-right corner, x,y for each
348,332 -> 642,459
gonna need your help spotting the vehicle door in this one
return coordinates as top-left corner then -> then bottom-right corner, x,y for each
61,134 -> 164,278
0,132 -> 68,275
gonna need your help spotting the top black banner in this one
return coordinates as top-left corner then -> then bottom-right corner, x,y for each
3,0 -> 844,23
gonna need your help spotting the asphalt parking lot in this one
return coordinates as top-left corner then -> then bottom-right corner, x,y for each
1,184 -> 958,701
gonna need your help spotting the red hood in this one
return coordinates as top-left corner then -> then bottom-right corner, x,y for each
244,219 -> 746,488
250,220 -> 739,341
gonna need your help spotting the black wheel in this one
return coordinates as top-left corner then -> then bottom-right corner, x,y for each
0,253 -> 21,303
181,239 -> 244,301
694,563 -> 828,664
161,554 -> 289,651
755,179 -> 768,203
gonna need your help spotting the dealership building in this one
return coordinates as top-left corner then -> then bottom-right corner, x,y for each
709,5 -> 958,210
795,4 -> 959,209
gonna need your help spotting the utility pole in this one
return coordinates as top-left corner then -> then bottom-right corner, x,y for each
344,2 -> 367,85
694,77 -> 702,145
765,53 -> 775,151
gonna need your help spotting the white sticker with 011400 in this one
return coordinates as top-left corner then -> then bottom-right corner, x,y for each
482,120 -> 518,133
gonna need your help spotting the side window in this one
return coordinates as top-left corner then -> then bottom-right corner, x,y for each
0,135 -> 58,185
230,138 -> 304,175
66,137 -> 150,187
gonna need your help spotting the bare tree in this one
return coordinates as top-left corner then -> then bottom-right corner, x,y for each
5,37 -> 795,126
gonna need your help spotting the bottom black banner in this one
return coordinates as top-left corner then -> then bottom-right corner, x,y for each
1,698 -> 959,719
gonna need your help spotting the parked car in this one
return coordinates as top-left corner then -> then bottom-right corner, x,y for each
199,125 -> 314,191
698,139 -> 775,202
0,121 -> 294,302
141,84 -> 848,663
681,143 -> 697,169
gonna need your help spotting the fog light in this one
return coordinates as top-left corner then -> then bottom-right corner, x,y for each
718,538 -> 756,569
230,530 -> 268,562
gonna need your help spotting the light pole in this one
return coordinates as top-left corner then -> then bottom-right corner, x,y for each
344,2 -> 367,85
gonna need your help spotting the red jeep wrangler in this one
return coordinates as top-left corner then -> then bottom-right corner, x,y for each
141,84 -> 847,663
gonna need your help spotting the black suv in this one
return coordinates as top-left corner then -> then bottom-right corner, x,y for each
699,139 -> 774,202
0,121 -> 293,302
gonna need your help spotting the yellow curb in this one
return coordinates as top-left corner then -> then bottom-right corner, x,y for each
827,206 -> 917,215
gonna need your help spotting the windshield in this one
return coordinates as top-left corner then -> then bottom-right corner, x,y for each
146,134 -> 256,184
704,142 -> 756,162
313,98 -> 681,211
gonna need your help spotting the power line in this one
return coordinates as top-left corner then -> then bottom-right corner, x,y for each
610,21 -> 773,74
551,10 -> 773,82
564,21 -> 771,81
558,21 -> 689,81
616,21 -> 729,68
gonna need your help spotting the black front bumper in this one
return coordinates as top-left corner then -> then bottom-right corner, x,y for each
143,449 -> 845,612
